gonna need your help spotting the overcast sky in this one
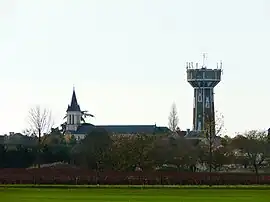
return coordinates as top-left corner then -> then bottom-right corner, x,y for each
0,0 -> 270,135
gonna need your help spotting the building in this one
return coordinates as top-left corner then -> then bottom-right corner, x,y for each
185,54 -> 222,138
64,88 -> 170,140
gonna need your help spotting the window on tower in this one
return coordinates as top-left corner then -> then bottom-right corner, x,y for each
198,93 -> 202,102
205,97 -> 210,108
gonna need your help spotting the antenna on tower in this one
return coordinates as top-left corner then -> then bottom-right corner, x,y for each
202,53 -> 207,68
220,60 -> 223,69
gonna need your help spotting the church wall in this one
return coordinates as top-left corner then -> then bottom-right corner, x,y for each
66,111 -> 82,131
73,133 -> 86,141
65,132 -> 85,141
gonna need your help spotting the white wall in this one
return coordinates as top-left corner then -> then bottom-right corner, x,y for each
66,111 -> 82,131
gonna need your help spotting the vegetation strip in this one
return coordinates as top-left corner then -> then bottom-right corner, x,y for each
1,184 -> 270,189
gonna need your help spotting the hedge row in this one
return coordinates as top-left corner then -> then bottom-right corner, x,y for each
1,168 -> 270,185
2,185 -> 270,190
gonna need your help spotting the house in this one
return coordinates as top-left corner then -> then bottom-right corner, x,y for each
64,88 -> 171,140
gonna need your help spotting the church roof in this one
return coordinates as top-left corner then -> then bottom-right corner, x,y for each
97,125 -> 157,134
70,123 -> 170,135
73,123 -> 96,134
66,89 -> 81,112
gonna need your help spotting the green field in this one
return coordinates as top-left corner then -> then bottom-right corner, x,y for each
1,186 -> 270,202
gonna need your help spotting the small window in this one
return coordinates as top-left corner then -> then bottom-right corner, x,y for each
205,97 -> 210,108
69,115 -> 72,124
198,93 -> 202,102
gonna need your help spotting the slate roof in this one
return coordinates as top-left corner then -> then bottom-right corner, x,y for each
72,123 -> 96,134
66,89 -> 81,112
0,135 -> 4,144
177,131 -> 187,137
97,125 -> 156,134
71,123 -> 170,135
184,130 -> 203,139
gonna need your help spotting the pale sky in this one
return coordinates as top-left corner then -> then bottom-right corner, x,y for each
0,0 -> 270,136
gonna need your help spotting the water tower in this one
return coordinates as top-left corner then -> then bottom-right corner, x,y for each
186,54 -> 222,135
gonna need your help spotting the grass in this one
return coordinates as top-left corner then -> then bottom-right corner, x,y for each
1,186 -> 270,202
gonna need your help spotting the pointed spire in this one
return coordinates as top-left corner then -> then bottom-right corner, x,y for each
71,89 -> 78,106
66,87 -> 81,112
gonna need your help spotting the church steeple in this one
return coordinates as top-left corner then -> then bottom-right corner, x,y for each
66,87 -> 81,112
65,87 -> 82,132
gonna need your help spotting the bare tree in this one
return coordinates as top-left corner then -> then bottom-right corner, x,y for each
202,111 -> 224,186
28,105 -> 53,168
204,111 -> 224,139
168,102 -> 179,132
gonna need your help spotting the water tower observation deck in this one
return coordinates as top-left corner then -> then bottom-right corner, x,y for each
186,63 -> 221,88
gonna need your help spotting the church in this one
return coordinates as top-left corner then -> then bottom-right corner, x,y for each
64,89 -> 170,140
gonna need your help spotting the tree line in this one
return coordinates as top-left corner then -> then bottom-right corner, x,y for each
1,127 -> 270,174
1,105 -> 270,174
